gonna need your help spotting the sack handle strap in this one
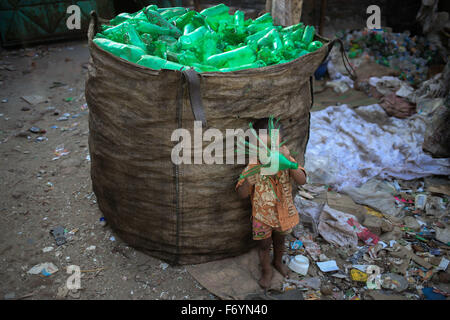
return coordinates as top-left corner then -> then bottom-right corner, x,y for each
326,38 -> 357,81
182,68 -> 207,127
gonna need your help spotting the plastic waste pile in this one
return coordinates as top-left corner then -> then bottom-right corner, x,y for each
337,29 -> 440,86
304,104 -> 450,191
93,3 -> 324,72
283,177 -> 450,300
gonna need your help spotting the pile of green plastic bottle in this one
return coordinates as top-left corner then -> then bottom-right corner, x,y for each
93,3 -> 323,72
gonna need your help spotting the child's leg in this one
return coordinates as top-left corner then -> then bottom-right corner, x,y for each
272,231 -> 290,277
252,219 -> 274,289
258,237 -> 273,289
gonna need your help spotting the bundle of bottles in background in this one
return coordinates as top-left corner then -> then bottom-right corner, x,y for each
338,29 -> 441,86
93,3 -> 324,72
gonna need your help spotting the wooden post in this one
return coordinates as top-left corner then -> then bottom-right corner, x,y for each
319,0 -> 327,35
194,0 -> 201,12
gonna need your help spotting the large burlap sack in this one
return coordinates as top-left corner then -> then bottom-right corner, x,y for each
85,12 -> 332,265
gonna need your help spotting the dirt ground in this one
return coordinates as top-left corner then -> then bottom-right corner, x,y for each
0,40 -> 215,300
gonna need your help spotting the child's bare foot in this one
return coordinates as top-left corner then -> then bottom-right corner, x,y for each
258,266 -> 273,289
273,261 -> 290,278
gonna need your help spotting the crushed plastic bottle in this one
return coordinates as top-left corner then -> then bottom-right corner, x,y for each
94,3 -> 325,72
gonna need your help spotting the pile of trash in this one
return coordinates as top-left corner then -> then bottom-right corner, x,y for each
337,29 -> 441,86
281,177 -> 449,300
304,103 -> 450,191
94,3 -> 324,72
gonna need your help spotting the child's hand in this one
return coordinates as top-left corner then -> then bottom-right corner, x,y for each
247,174 -> 258,185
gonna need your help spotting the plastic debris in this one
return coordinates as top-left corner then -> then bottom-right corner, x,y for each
437,257 -> 449,271
52,146 -> 70,160
50,226 -> 66,246
29,127 -> 46,134
290,240 -> 303,250
337,29 -> 440,85
21,95 -> 47,105
288,255 -> 309,275
160,263 -> 169,270
305,105 -> 450,192
316,260 -> 339,273
350,269 -> 368,282
28,262 -> 58,276
318,204 -> 359,248
422,287 -> 447,300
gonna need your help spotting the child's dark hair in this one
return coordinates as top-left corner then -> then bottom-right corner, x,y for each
252,117 -> 284,137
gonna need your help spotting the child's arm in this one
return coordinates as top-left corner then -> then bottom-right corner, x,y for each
280,146 -> 307,185
237,174 -> 257,199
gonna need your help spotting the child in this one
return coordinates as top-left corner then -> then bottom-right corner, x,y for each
236,118 -> 307,289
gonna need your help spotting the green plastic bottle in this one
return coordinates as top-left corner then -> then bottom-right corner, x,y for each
178,50 -> 198,65
110,13 -> 134,26
295,49 -> 309,59
153,40 -> 168,59
191,63 -> 219,73
245,26 -> 276,44
183,23 -> 196,35
200,4 -> 231,31
124,24 -> 147,51
257,29 -> 282,50
200,31 -> 219,61
282,33 -> 295,50
291,27 -> 305,43
178,26 -> 208,49
173,10 -> 196,30
247,22 -> 273,34
254,13 -> 273,25
158,35 -> 178,51
219,60 -> 266,72
307,41 -> 323,52
136,55 -> 187,71
144,9 -> 182,37
257,46 -> 282,65
102,21 -> 129,42
135,21 -> 179,38
159,7 -> 187,20
192,13 -> 208,29
200,3 -> 229,18
282,23 -> 304,33
302,25 -> 315,45
132,10 -> 150,22
234,10 -> 245,34
93,38 -> 146,63
206,45 -> 256,68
